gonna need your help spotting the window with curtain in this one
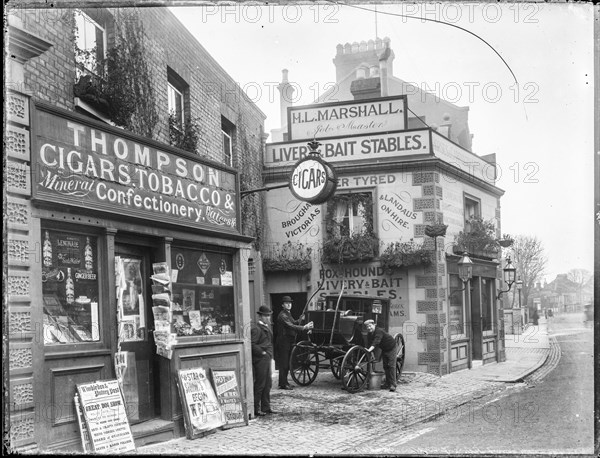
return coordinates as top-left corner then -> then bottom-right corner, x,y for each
328,192 -> 373,238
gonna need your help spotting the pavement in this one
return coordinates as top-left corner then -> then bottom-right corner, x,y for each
137,319 -> 554,455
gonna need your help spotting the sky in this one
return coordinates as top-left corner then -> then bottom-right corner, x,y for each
170,2 -> 594,283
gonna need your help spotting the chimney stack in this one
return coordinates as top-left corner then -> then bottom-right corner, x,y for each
277,69 -> 295,127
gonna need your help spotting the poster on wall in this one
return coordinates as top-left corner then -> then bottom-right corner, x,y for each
76,380 -> 136,454
210,369 -> 247,428
177,367 -> 225,439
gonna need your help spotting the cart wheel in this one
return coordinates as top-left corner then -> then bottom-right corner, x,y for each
394,333 -> 406,382
330,355 -> 343,379
341,345 -> 371,393
290,341 -> 319,386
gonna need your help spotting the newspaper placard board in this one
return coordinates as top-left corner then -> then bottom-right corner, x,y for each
210,369 -> 247,428
76,380 -> 136,454
287,95 -> 407,141
177,367 -> 225,438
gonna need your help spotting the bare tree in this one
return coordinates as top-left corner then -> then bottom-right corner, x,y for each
567,268 -> 592,304
509,235 -> 548,307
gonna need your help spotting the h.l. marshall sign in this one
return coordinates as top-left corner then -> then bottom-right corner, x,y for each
32,104 -> 239,233
287,95 -> 407,141
266,129 -> 431,166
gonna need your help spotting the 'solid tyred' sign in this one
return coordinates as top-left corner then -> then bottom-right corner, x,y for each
289,153 -> 337,205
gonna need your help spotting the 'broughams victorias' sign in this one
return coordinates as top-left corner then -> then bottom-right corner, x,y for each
266,129 -> 431,166
287,96 -> 407,141
32,106 -> 239,232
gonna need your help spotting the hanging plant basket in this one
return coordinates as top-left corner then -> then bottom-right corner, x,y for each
498,238 -> 514,248
424,224 -> 448,238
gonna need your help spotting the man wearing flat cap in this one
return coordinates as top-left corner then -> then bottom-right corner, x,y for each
251,305 -> 275,417
276,296 -> 313,389
364,319 -> 398,392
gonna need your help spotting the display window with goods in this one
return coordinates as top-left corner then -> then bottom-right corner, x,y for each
42,228 -> 101,344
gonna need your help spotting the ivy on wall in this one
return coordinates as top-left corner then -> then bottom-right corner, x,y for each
168,114 -> 203,153
72,9 -> 159,139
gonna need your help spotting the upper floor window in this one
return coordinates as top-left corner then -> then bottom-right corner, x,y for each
168,82 -> 184,130
74,10 -> 106,77
222,118 -> 234,167
464,195 -> 481,230
328,192 -> 374,238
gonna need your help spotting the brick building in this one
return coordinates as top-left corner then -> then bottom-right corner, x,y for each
262,38 -> 507,379
6,6 -> 265,452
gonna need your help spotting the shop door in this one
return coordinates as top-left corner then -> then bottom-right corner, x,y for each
115,245 -> 158,424
470,277 -> 483,361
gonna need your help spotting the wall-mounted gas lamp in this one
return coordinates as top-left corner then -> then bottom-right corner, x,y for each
496,256 -> 517,300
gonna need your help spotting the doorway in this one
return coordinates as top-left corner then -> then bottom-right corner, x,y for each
115,244 -> 160,424
470,277 -> 483,361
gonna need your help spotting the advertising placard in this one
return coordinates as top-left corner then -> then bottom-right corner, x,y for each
287,95 -> 407,141
210,369 -> 247,428
266,129 -> 431,167
32,104 -> 239,233
76,380 -> 136,454
177,367 -> 225,438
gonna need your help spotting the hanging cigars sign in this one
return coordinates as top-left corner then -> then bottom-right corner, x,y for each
287,95 -> 408,141
32,104 -> 240,233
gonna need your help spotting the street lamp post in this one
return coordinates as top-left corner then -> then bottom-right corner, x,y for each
516,277 -> 524,327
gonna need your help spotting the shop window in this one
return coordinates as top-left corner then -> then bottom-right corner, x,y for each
328,192 -> 374,237
170,247 -> 235,337
448,274 -> 466,338
74,10 -> 107,77
42,229 -> 100,344
464,195 -> 481,231
222,117 -> 234,166
481,277 -> 495,333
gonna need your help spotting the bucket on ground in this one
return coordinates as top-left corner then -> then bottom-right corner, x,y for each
368,371 -> 385,390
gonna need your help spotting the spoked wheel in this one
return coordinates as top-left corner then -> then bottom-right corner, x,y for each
341,345 -> 372,393
330,354 -> 344,379
394,333 -> 406,383
290,341 -> 319,386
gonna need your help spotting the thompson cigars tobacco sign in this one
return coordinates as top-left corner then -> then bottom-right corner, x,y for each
287,95 -> 407,141
266,129 -> 431,166
32,106 -> 239,232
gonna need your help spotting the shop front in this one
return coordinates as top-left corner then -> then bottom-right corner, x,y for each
13,101 -> 254,451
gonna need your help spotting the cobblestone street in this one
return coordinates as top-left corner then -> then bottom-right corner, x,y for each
138,321 -> 554,455
139,371 -> 506,455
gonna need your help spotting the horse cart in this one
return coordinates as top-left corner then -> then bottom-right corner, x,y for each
289,294 -> 405,393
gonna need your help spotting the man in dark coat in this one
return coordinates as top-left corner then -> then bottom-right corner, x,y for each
364,319 -> 398,392
251,305 -> 275,417
275,296 -> 313,389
